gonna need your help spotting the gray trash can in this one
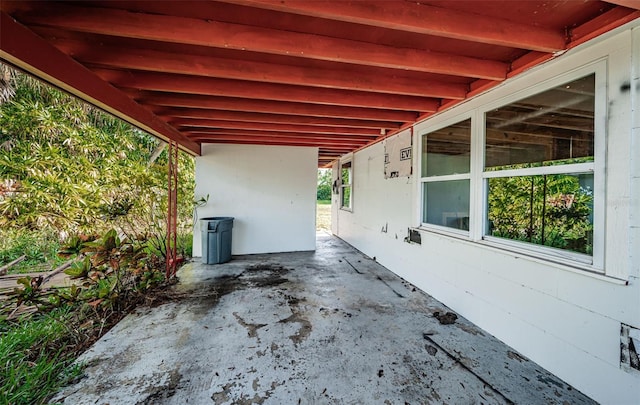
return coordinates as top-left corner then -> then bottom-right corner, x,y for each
201,217 -> 234,264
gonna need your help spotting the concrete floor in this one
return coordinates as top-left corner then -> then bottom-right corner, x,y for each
52,234 -> 595,404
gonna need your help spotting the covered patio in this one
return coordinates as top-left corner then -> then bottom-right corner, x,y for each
52,234 -> 594,404
2,2 -> 640,403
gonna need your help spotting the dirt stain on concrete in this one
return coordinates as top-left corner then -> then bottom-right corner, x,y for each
457,322 -> 485,336
507,350 -> 528,363
233,312 -> 268,340
433,311 -> 458,325
135,369 -> 182,405
278,312 -> 312,345
174,264 -> 291,320
211,381 -> 237,404
211,379 -> 285,405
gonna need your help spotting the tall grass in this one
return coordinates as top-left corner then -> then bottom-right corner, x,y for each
0,229 -> 65,274
0,307 -> 83,404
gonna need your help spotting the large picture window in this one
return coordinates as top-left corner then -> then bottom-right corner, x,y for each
420,118 -> 471,231
418,65 -> 604,269
484,74 -> 596,259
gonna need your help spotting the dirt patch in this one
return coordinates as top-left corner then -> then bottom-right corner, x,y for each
147,263 -> 291,317
211,380 -> 284,405
245,263 -> 290,274
136,369 -> 182,405
278,312 -> 312,345
457,322 -> 485,336
507,350 -> 528,363
433,311 -> 458,325
233,312 -> 268,341
211,381 -> 237,404
276,289 -> 312,346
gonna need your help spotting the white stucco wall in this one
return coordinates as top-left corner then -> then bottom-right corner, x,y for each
193,144 -> 317,256
334,23 -> 640,404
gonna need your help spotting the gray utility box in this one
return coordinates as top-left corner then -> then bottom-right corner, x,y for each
200,217 -> 234,264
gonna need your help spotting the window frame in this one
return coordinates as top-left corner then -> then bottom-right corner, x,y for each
419,114 -> 474,237
339,156 -> 353,211
417,61 -> 606,271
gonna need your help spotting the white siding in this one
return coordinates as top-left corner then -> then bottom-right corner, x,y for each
334,22 -> 640,404
193,144 -> 317,256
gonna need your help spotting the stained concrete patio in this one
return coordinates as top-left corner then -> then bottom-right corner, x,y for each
52,234 -> 595,404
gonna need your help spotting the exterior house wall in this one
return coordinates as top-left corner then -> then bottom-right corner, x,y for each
334,23 -> 640,404
193,144 -> 317,256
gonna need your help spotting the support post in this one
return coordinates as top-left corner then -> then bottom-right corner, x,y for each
166,140 -> 179,278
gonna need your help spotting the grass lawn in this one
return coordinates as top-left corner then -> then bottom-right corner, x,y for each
0,308 -> 83,405
316,203 -> 331,232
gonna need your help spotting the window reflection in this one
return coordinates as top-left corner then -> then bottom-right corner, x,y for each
422,118 -> 471,177
485,75 -> 595,170
423,180 -> 470,230
487,173 -> 594,254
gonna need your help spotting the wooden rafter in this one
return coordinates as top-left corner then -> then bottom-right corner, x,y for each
94,70 -> 442,111
15,3 -> 509,80
185,129 -> 377,141
2,1 -> 637,167
221,0 -> 567,52
172,119 -> 381,136
140,94 -> 419,122
53,41 -> 468,99
603,0 -> 640,10
158,109 -> 401,130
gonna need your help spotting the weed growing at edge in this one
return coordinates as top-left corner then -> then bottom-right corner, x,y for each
0,307 -> 84,405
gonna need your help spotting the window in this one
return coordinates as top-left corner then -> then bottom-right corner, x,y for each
483,74 -> 596,261
340,159 -> 352,210
418,65 -> 605,269
420,118 -> 471,231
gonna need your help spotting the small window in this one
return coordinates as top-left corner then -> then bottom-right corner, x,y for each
420,118 -> 471,231
484,74 -> 596,258
340,160 -> 352,210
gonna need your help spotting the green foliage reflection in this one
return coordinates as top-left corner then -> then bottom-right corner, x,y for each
487,173 -> 593,255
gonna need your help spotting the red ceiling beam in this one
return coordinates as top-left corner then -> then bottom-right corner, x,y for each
18,4 -> 508,80
569,6 -> 640,47
222,0 -> 566,53
159,109 -> 401,130
172,119 -> 380,136
436,5 -> 640,122
187,134 -> 368,147
196,139 -> 357,158
185,129 -> 376,143
602,1 -> 640,10
139,94 -> 419,122
96,70 -> 441,111
58,41 -> 467,99
0,12 -> 200,155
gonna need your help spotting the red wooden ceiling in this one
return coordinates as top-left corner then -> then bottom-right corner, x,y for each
1,1 -> 639,166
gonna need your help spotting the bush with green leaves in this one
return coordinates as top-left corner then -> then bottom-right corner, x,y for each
316,169 -> 332,201
0,64 -> 196,269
